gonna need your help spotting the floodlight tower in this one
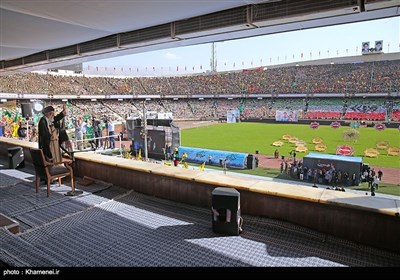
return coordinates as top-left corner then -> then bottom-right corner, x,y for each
210,42 -> 217,73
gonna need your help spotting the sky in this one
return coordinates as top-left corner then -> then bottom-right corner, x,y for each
83,16 -> 400,76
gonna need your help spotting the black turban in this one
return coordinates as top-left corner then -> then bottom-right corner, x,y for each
42,106 -> 55,114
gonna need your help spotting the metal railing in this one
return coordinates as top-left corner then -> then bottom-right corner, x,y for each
70,134 -> 123,157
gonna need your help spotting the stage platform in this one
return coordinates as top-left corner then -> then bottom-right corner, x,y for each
0,137 -> 399,257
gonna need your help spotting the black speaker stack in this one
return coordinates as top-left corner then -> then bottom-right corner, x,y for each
8,147 -> 25,169
211,187 -> 241,236
21,103 -> 33,118
246,154 -> 255,169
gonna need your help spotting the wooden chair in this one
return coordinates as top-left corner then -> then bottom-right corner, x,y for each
29,148 -> 75,197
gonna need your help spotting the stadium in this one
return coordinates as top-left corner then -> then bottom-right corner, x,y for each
0,0 -> 399,268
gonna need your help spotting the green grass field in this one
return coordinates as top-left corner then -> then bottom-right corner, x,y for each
181,122 -> 400,169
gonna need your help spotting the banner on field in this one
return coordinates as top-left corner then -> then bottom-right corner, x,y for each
178,146 -> 248,169
374,123 -> 386,131
227,109 -> 240,123
275,110 -> 298,122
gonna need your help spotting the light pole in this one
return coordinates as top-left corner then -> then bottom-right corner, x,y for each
26,118 -> 30,142
142,100 -> 148,160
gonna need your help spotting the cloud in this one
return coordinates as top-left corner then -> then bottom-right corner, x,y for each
164,52 -> 178,60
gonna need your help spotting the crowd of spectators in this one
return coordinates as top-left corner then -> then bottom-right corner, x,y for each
0,97 -> 396,125
281,158 -> 358,190
1,95 -> 399,146
1,60 -> 399,96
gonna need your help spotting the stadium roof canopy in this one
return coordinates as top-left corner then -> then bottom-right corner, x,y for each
0,0 -> 399,74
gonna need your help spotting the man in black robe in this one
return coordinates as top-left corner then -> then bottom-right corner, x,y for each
38,105 -> 66,161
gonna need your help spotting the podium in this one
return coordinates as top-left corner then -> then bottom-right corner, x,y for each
211,187 -> 241,235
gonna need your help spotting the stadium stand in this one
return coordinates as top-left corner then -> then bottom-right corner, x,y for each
0,60 -> 399,96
